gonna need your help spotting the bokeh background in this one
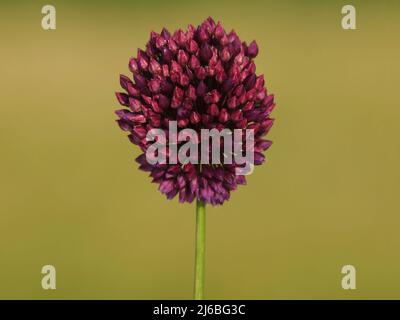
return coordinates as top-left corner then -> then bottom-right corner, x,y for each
1,0 -> 400,299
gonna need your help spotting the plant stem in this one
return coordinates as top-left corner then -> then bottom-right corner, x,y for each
194,199 -> 206,300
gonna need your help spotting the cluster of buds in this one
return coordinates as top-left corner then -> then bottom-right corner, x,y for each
115,17 -> 276,205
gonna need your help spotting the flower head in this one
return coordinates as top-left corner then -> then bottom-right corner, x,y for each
115,17 -> 276,205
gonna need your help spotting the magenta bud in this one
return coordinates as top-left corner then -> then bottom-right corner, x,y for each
208,104 -> 219,117
171,87 -> 184,108
162,64 -> 170,77
155,37 -> 167,49
128,98 -> 142,112
214,22 -> 225,39
175,29 -> 187,47
220,34 -> 229,46
231,109 -> 243,122
220,47 -> 231,62
233,84 -> 244,97
132,114 -> 146,124
218,108 -> 229,123
132,125 -> 147,139
126,82 -> 140,97
168,39 -> 178,53
148,79 -> 161,93
189,55 -> 200,69
236,119 -> 248,129
179,73 -> 190,87
149,114 -> 161,127
190,111 -> 201,124
149,58 -> 162,75
243,101 -> 254,111
137,50 -> 149,71
227,96 -> 237,109
187,39 -> 198,53
215,70 -> 227,83
186,85 -> 196,101
177,50 -> 189,66
204,89 -> 221,104
178,118 -> 189,128
128,58 -> 139,73
133,74 -> 147,89
195,66 -> 206,80
255,75 -> 265,90
197,27 -> 209,43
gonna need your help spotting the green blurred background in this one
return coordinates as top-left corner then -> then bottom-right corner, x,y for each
1,0 -> 400,299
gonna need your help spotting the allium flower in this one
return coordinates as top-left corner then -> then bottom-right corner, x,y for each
115,17 -> 276,207
115,17 -> 276,300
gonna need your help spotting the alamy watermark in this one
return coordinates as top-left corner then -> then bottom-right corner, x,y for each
146,121 -> 255,175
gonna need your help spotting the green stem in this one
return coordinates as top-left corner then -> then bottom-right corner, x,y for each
194,199 -> 206,300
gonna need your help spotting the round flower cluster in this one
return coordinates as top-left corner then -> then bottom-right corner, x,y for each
115,17 -> 276,205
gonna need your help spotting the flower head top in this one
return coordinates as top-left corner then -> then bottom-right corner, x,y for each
115,17 -> 276,206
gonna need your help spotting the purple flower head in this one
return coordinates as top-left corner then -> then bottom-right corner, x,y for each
115,17 -> 276,206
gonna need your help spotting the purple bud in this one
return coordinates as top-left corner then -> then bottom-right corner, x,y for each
200,43 -> 213,62
244,74 -> 256,90
119,74 -> 132,90
161,47 -> 173,63
246,40 -> 259,58
161,28 -> 171,40
133,74 -> 147,90
222,79 -> 234,93
116,92 -> 129,106
254,152 -> 265,165
160,80 -> 173,94
177,50 -> 189,66
158,94 -> 170,109
196,81 -> 207,97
